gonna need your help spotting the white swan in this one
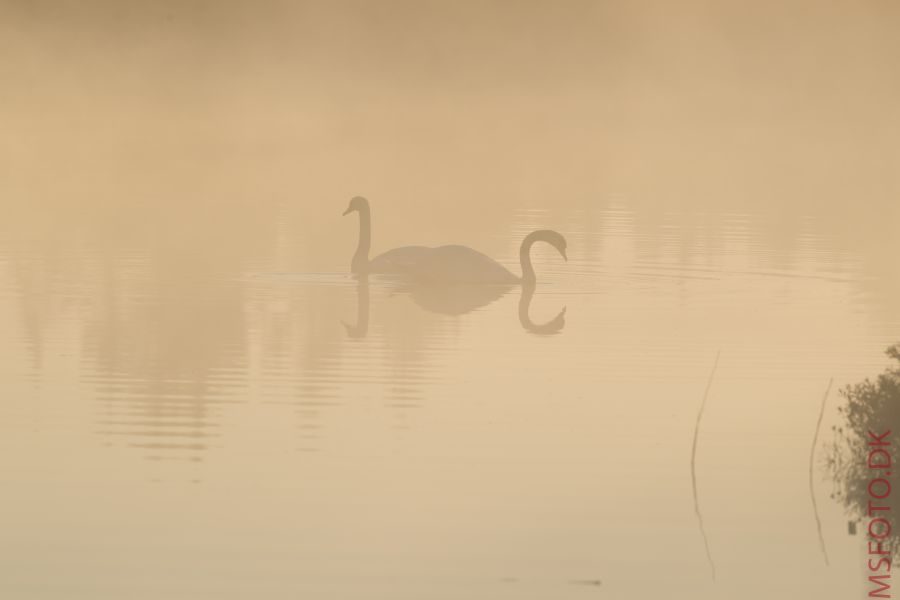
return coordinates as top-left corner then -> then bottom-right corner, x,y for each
343,196 -> 567,284
409,230 -> 567,285
343,196 -> 431,275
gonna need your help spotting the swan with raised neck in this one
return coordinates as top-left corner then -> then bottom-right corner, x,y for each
343,196 -> 431,275
343,196 -> 371,273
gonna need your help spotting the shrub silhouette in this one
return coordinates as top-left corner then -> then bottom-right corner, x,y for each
827,344 -> 900,556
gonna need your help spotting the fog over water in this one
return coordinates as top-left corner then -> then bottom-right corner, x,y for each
1,2 -> 899,599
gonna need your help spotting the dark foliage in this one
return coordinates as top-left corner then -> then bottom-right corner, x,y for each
827,344 -> 900,556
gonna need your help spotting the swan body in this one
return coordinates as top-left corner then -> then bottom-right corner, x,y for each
409,230 -> 567,285
408,245 -> 519,284
344,196 -> 567,284
368,245 -> 432,274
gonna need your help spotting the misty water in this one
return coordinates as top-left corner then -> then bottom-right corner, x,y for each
2,2 -> 900,599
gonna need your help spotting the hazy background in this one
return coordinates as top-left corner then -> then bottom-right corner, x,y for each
2,0 -> 898,294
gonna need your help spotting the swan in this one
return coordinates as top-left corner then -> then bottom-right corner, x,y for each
409,229 -> 568,285
343,196 -> 431,275
343,196 -> 567,284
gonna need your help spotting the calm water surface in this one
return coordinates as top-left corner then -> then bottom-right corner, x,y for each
1,194 -> 898,599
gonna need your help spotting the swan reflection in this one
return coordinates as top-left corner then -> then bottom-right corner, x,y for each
519,282 -> 566,335
405,282 -> 510,316
344,277 -> 565,336
342,274 -> 370,339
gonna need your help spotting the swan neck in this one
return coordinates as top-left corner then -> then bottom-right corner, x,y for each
352,207 -> 371,273
519,236 -> 537,284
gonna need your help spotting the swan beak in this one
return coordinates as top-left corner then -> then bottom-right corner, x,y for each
561,248 -> 568,261
342,206 -> 353,216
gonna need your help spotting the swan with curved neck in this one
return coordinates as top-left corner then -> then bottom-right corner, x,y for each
343,196 -> 431,275
343,196 -> 567,284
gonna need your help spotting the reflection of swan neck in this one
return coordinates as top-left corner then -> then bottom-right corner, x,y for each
344,276 -> 370,338
519,231 -> 540,284
518,281 -> 536,324
352,204 -> 371,273
518,280 -> 566,334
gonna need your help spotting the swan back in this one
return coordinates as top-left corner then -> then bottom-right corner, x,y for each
368,246 -> 434,274
410,245 -> 519,284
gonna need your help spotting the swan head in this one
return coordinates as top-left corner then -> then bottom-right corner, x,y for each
537,229 -> 567,261
343,196 -> 369,216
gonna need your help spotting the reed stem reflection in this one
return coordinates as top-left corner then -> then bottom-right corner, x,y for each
809,379 -> 833,566
691,351 -> 720,581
